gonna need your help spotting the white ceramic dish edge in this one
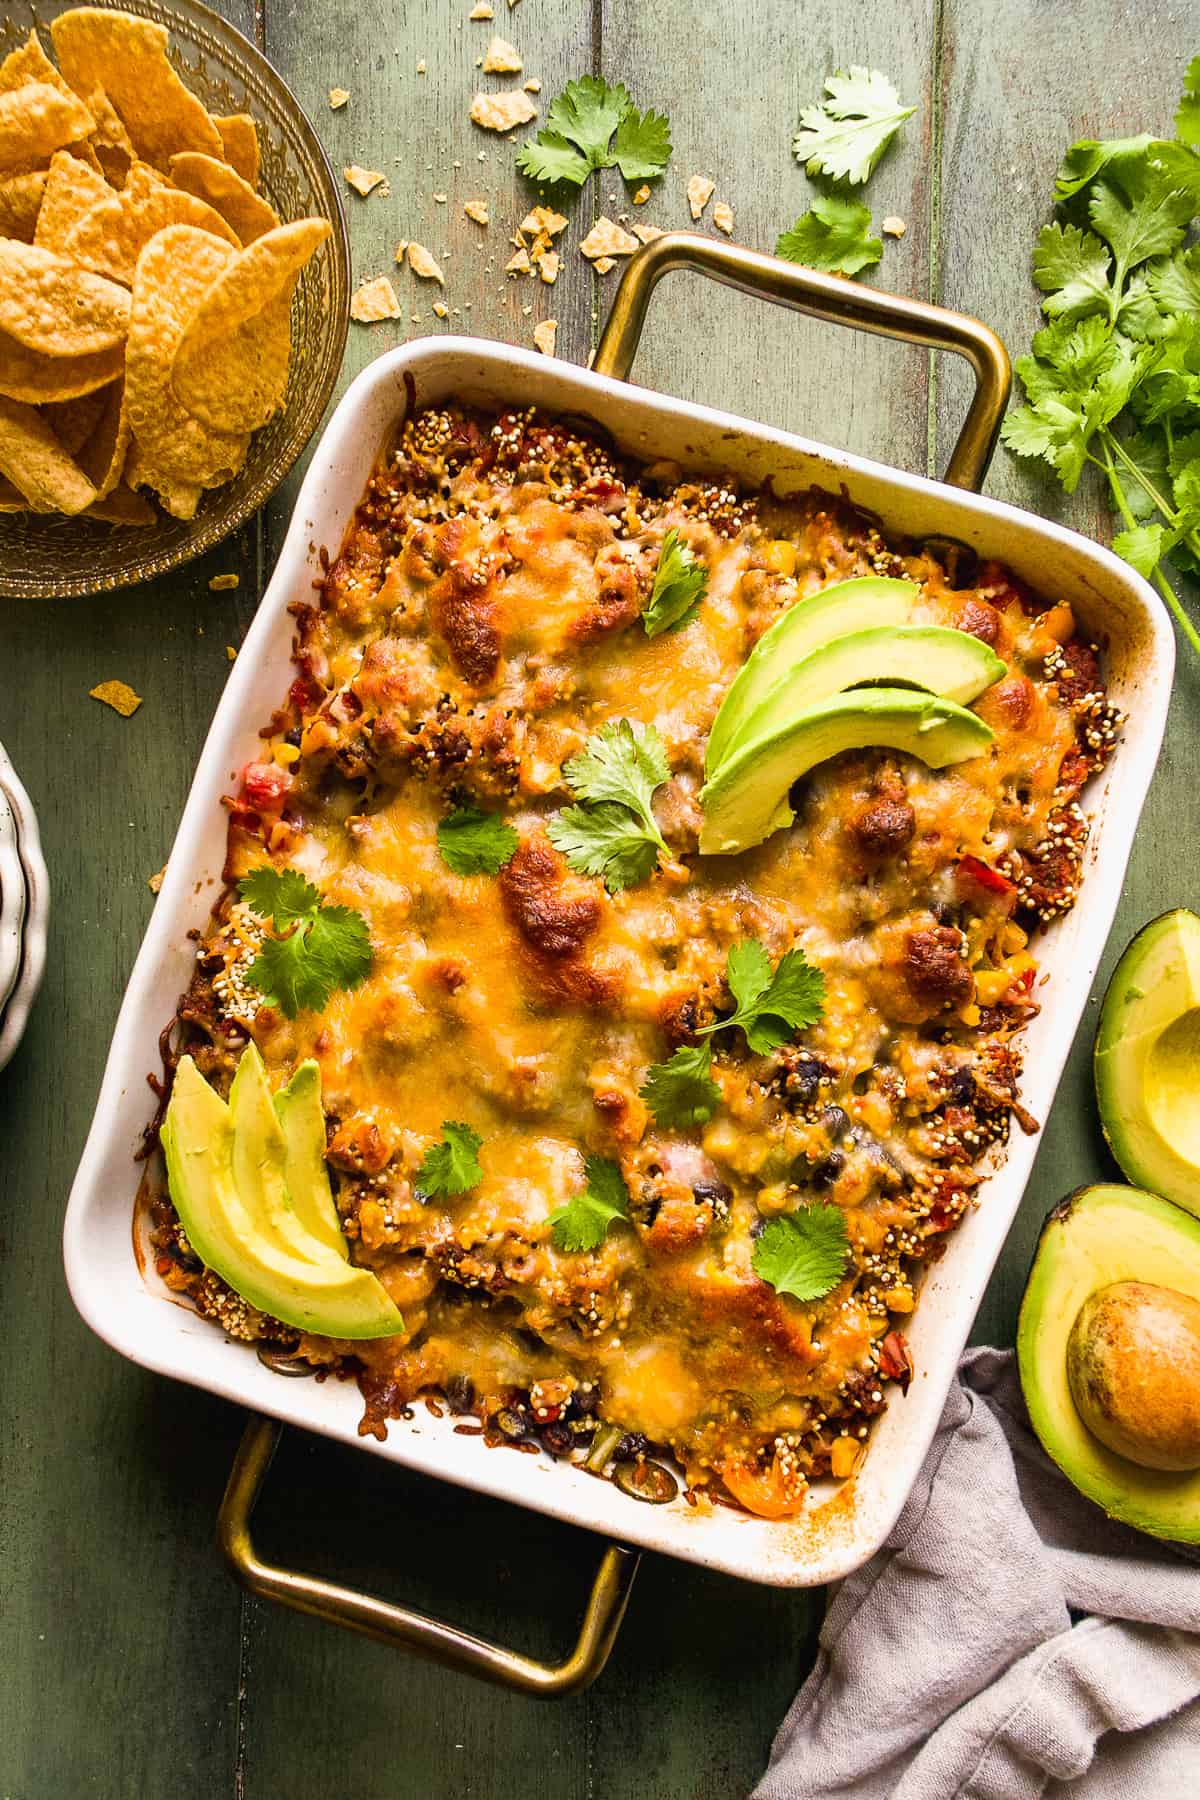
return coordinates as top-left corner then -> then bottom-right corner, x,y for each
0,743 -> 49,1073
64,338 -> 1174,1587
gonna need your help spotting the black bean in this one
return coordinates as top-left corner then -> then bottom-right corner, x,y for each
571,1384 -> 600,1418
494,1405 -> 533,1441
820,1105 -> 850,1140
692,1178 -> 732,1208
811,1152 -> 845,1190
615,1432 -> 649,1462
444,1374 -> 476,1415
541,1422 -> 574,1458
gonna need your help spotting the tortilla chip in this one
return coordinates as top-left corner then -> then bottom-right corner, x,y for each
168,151 -> 278,242
0,395 -> 98,514
171,217 -> 330,433
40,383 -> 109,455
61,159 -> 239,285
0,475 -> 31,511
0,30 -> 77,100
33,149 -> 110,251
0,81 -> 96,174
124,224 -> 249,503
0,329 -> 123,403
0,169 -> 47,241
469,89 -> 537,131
50,8 -> 223,168
0,241 -> 130,358
89,678 -> 142,715
84,86 -> 134,185
75,376 -> 127,498
350,275 -> 401,322
85,482 -> 153,525
212,112 -> 259,186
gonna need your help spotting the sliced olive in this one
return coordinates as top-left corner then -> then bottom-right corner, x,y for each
256,1345 -> 314,1377
614,1459 -> 679,1505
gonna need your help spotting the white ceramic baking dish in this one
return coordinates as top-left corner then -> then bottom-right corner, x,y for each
64,237 -> 1174,1688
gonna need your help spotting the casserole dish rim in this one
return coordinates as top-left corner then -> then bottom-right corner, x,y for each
63,332 -> 1175,1589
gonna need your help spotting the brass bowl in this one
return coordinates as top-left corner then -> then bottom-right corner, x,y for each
0,0 -> 350,598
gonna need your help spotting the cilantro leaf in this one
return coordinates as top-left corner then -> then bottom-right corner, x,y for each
546,802 -> 660,892
638,1042 -> 721,1129
752,1204 -> 850,1303
547,1154 -> 630,1252
706,941 -> 827,1054
1088,178 -> 1193,273
1177,54 -> 1200,146
776,194 -> 882,276
1033,222 -> 1112,321
415,1122 -> 484,1199
792,66 -> 915,186
517,77 -> 671,190
1053,133 -> 1162,204
1146,245 -> 1200,318
437,805 -> 519,877
239,869 -> 372,1018
642,529 -> 709,637
1112,522 -> 1170,577
563,718 -> 671,820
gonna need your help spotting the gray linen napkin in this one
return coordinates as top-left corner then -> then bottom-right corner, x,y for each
754,1347 -> 1200,1800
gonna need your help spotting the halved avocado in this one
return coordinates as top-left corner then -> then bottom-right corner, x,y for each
1017,1184 -> 1200,1543
161,1055 -> 402,1340
698,686 -> 994,856
704,575 -> 919,774
715,625 -> 1005,767
1095,909 -> 1200,1218
273,1061 -> 348,1260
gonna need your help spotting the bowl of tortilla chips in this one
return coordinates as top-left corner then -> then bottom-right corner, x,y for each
0,1 -> 350,597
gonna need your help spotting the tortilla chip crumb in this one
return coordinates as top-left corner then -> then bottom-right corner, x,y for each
464,198 -> 489,224
521,206 -> 567,238
687,175 -> 715,220
482,35 -> 522,73
345,164 -> 387,197
632,223 -> 664,245
882,215 -> 907,238
351,275 -> 402,322
226,645 -> 237,660
533,319 -> 557,356
537,249 -> 560,284
148,866 -> 166,894
434,192 -> 448,204
433,301 -> 448,318
469,2 -> 494,15
506,245 -> 532,275
406,242 -> 445,283
328,88 -> 350,109
632,185 -> 651,205
470,89 -> 537,131
524,78 -> 541,93
712,200 -> 734,235
208,572 -> 239,591
579,216 -> 639,260
593,255 -> 616,274
417,61 -> 427,74
90,679 -> 142,718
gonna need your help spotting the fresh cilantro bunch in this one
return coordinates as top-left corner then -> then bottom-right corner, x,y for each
640,940 -> 826,1129
437,804 -> 519,877
1001,60 -> 1200,659
547,1154 -> 630,1253
752,1203 -> 850,1303
547,719 -> 671,892
415,1123 -> 484,1199
792,67 -> 915,186
777,193 -> 882,277
517,76 -> 671,189
239,867 -> 372,1019
642,529 -> 709,637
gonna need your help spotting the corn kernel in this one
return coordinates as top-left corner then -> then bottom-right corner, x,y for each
273,741 -> 300,767
1007,951 -> 1036,977
883,1286 -> 914,1313
755,1183 -> 792,1216
957,1001 -> 981,1027
974,969 -> 1012,1005
763,539 -> 796,576
1000,921 -> 1028,953
830,1436 -> 861,1479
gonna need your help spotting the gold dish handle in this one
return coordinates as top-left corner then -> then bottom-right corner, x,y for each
218,1415 -> 640,1696
593,231 -> 1011,494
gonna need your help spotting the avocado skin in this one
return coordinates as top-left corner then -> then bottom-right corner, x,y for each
1017,1183 -> 1200,1544
1094,909 -> 1200,1219
698,686 -> 994,856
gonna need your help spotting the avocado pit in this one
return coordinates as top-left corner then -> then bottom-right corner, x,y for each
1066,1280 -> 1200,1472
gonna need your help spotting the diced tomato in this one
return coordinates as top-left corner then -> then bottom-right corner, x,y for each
957,854 -> 1016,898
879,1330 -> 914,1392
978,559 -> 1040,615
241,760 -> 292,812
721,1455 -> 807,1520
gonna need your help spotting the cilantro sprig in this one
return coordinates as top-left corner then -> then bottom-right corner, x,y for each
1000,63 -> 1200,659
437,805 -> 519,877
639,941 -> 826,1129
547,1154 -> 630,1253
642,529 -> 709,637
517,77 -> 672,189
239,867 -> 372,1019
777,194 -> 882,277
752,1204 -> 850,1304
415,1122 -> 484,1199
546,719 -> 670,892
792,67 -> 915,186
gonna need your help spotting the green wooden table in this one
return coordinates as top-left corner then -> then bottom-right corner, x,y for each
3,4 -> 1197,1794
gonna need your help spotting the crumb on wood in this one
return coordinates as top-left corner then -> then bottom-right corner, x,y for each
470,89 -> 537,131
344,164 -> 386,197
579,216 -> 638,260
712,200 -> 734,235
90,680 -> 142,718
482,35 -> 522,73
351,275 -> 401,322
328,87 -> 349,109
208,572 -> 238,591
882,215 -> 907,238
687,174 -> 715,220
533,319 -> 557,356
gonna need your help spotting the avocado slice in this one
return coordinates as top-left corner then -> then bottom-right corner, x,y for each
715,625 -> 1005,767
698,687 -> 994,856
1017,1184 -> 1200,1543
1095,910 -> 1200,1219
229,1043 -> 327,1266
705,575 -> 919,775
273,1061 -> 348,1260
161,1055 -> 402,1340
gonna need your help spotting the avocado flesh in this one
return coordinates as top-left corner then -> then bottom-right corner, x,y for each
162,1056 -> 402,1340
715,625 -> 1005,768
1095,910 -> 1200,1219
1017,1184 -> 1200,1543
704,575 -> 919,775
229,1043 -> 327,1266
698,687 -> 994,856
273,1062 -> 348,1260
